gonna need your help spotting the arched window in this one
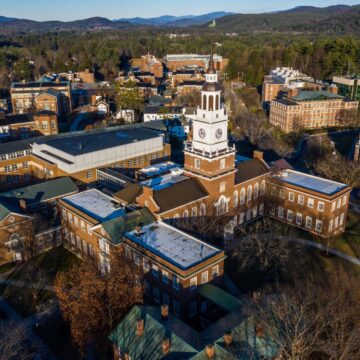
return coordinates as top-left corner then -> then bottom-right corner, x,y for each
215,95 -> 219,110
191,207 -> 197,218
209,95 -> 214,111
247,185 -> 253,202
203,94 -> 207,110
260,180 -> 266,196
200,203 -> 206,216
240,188 -> 246,205
254,183 -> 259,199
233,190 -> 238,208
217,195 -> 228,215
183,210 -> 189,224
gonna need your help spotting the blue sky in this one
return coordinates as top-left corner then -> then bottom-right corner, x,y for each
3,0 -> 359,21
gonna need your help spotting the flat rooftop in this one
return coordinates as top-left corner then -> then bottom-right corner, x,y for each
276,170 -> 348,196
125,222 -> 222,270
62,189 -> 125,222
138,161 -> 179,178
35,127 -> 160,156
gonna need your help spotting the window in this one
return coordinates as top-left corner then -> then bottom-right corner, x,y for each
191,207 -> 197,218
307,198 -> 314,209
296,213 -> 302,225
189,300 -> 197,317
173,275 -> 180,291
195,158 -> 200,169
289,192 -> 295,202
337,199 -> 341,209
201,271 -> 208,284
68,213 -> 73,223
259,203 -> 264,215
74,217 -> 79,227
315,220 -> 323,232
260,180 -> 266,196
87,224 -> 92,235
233,191 -> 238,207
81,220 -> 85,231
254,183 -> 259,199
220,158 -> 226,170
76,235 -> 82,249
334,216 -> 339,228
42,121 -> 48,130
305,216 -> 313,229
23,162 -> 28,168
143,258 -> 150,272
190,277 -> 197,290
240,188 -> 245,205
12,164 -> 17,171
152,264 -> 159,278
153,287 -> 160,303
287,210 -> 294,222
134,253 -> 141,265
298,195 -> 304,205
247,186 -> 253,202
279,189 -> 285,199
183,210 -> 189,223
220,182 -> 226,193
317,202 -> 325,212
99,238 -> 109,255
252,206 -> 258,218
200,203 -> 206,216
4,166 -> 10,173
162,270 -> 169,284
86,170 -> 92,179
212,265 -> 219,278
278,207 -> 284,218
339,213 -> 345,226
329,219 -> 333,232
239,212 -> 245,224
331,202 -> 336,212
342,196 -> 347,206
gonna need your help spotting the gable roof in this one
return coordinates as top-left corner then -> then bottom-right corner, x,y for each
153,178 -> 208,213
0,177 -> 78,207
114,183 -> 143,205
235,158 -> 269,184
101,208 -> 155,245
110,305 -> 198,360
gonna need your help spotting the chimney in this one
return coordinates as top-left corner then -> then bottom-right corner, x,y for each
253,150 -> 264,161
19,199 -> 27,211
205,344 -> 215,359
161,304 -> 169,320
136,318 -> 144,336
223,331 -> 233,347
162,337 -> 171,355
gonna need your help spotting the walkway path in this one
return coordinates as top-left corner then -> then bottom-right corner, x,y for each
280,236 -> 360,266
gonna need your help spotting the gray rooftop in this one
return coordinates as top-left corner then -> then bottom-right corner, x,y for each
276,170 -> 348,196
125,222 -> 222,270
35,127 -> 160,156
63,189 -> 125,222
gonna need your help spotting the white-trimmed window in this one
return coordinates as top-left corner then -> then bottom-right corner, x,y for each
334,216 -> 339,228
143,258 -> 150,272
220,158 -> 226,170
87,224 -> 92,235
296,213 -> 302,225
134,253 -> 141,265
298,195 -> 304,205
305,216 -> 312,229
254,183 -> 259,199
317,202 -> 325,212
287,210 -> 293,222
331,202 -> 336,212
220,182 -> 226,193
247,185 -> 253,202
288,192 -> 295,202
201,271 -> 208,284
162,270 -> 169,284
315,220 -> 323,232
279,189 -> 285,199
195,158 -> 201,169
342,196 -> 347,206
173,275 -> 180,291
260,180 -> 266,196
81,220 -> 85,231
68,213 -> 73,223
240,188 -> 246,205
307,198 -> 314,208
233,191 -> 238,207
278,207 -> 284,218
74,216 -> 79,227
200,203 -> 206,216
152,264 -> 159,278
337,199 -> 341,209
339,213 -> 345,226
191,207 -> 197,218
212,265 -> 219,278
328,219 -> 333,232
86,170 -> 92,179
190,277 -> 197,290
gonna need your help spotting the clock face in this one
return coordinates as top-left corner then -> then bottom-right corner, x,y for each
198,128 -> 206,139
215,128 -> 223,139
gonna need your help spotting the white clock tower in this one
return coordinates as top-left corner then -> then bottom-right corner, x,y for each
184,57 -> 235,181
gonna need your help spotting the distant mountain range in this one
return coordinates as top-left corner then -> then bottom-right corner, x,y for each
114,12 -> 233,27
0,5 -> 359,35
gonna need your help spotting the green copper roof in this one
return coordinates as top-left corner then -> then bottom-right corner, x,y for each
109,305 -> 198,360
102,208 -> 155,245
292,90 -> 344,102
199,284 -> 242,313
190,344 -> 230,360
0,177 -> 78,207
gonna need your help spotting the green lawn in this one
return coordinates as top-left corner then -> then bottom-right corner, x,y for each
0,247 -> 78,317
